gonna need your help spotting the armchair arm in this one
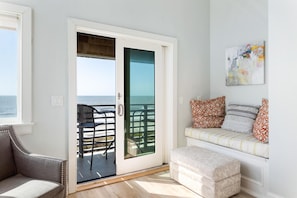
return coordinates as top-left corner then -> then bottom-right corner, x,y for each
7,125 -> 66,185
13,150 -> 67,186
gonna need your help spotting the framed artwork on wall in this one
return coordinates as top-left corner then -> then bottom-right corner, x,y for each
225,41 -> 265,86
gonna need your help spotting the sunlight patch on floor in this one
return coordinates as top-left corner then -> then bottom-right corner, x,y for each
124,181 -> 135,189
133,172 -> 202,198
135,180 -> 201,197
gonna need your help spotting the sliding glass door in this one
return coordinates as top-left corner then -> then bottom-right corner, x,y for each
116,39 -> 164,174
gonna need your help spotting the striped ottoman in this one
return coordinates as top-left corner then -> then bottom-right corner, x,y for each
170,146 -> 241,198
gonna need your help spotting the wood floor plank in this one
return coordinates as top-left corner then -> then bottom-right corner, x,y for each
68,170 -> 255,198
76,165 -> 169,192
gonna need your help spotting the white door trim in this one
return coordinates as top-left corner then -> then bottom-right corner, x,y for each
67,18 -> 177,194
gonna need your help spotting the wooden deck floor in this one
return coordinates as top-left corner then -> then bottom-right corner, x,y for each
77,151 -> 116,183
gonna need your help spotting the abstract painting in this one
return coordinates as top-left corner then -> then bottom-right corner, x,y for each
225,41 -> 265,86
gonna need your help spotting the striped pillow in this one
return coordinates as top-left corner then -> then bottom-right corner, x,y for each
221,103 -> 260,133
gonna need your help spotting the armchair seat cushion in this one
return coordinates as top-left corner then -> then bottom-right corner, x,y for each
0,125 -> 66,198
0,174 -> 64,198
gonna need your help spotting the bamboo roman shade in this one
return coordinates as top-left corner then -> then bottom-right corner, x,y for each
77,33 -> 115,59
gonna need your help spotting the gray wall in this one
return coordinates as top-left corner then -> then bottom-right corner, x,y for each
210,0 -> 297,197
210,0 -> 268,105
269,0 -> 297,197
0,0 -> 210,156
2,0 -> 297,197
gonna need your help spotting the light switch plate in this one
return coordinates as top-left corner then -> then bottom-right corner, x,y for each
51,96 -> 64,106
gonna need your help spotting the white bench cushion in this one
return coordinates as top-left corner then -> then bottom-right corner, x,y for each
185,127 -> 269,158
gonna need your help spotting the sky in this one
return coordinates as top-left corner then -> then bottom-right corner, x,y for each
130,62 -> 154,96
0,28 -> 17,96
77,57 -> 154,97
77,57 -> 116,96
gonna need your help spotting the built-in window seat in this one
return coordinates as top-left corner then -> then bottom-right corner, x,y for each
185,127 -> 269,158
185,127 -> 269,197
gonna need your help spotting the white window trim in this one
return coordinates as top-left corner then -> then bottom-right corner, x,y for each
0,3 -> 33,134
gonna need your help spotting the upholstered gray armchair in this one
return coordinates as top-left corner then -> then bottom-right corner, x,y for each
0,125 -> 66,198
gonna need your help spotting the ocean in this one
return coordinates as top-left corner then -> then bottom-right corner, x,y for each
0,96 -> 17,118
0,95 -> 154,118
77,95 -> 154,105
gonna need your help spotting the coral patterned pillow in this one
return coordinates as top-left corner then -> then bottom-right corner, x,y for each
253,98 -> 269,143
190,96 -> 225,128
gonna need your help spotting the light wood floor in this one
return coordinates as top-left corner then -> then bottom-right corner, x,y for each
68,170 -> 254,198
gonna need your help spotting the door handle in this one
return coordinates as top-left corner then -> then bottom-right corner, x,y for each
118,104 -> 124,116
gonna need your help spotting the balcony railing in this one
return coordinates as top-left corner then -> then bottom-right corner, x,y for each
77,104 -> 155,156
128,104 -> 155,153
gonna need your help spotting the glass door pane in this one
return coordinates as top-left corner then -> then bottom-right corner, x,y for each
115,38 -> 163,175
124,48 -> 155,159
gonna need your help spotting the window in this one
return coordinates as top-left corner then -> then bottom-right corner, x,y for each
0,3 -> 32,127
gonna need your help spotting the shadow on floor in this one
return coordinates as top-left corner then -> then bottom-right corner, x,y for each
77,151 -> 116,183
